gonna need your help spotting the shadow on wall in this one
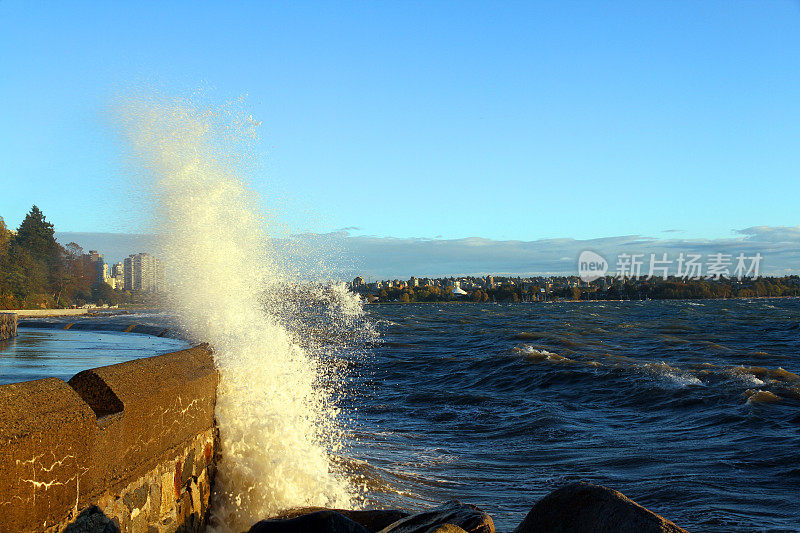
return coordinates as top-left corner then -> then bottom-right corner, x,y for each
63,506 -> 122,533
64,503 -> 204,533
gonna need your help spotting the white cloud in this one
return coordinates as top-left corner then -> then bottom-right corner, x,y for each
737,224 -> 800,243
57,224 -> 800,280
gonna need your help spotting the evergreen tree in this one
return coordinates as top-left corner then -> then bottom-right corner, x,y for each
13,205 -> 64,299
0,216 -> 12,256
14,206 -> 59,265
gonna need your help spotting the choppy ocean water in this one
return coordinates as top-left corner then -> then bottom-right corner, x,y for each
346,299 -> 800,532
2,300 -> 798,532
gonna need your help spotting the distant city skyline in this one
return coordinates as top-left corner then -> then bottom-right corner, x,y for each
56,226 -> 800,280
2,1 -> 799,248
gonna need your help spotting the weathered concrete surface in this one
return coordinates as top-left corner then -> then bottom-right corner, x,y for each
0,345 -> 218,533
0,312 -> 16,341
0,377 -> 97,530
512,482 -> 689,533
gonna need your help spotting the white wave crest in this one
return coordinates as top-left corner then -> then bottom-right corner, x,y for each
114,94 -> 359,531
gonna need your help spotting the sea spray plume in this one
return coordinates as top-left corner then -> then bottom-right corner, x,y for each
113,94 -> 362,531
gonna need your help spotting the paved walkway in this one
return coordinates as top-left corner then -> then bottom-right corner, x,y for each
12,309 -> 105,318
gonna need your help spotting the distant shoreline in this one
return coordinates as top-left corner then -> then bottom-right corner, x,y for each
366,295 -> 800,304
5,308 -> 146,318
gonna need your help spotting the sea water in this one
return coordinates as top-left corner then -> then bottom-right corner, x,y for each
111,94 -> 799,532
349,299 -> 800,532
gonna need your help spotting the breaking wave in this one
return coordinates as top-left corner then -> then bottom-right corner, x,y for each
114,93 -> 365,531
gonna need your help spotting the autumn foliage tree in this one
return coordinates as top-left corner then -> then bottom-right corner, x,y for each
0,206 -> 107,309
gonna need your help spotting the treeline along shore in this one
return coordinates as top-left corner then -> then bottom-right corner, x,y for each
354,275 -> 800,303
3,205 -> 797,309
0,206 -> 149,310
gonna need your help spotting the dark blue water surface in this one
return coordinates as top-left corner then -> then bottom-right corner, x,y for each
3,301 -> 798,531
346,299 -> 800,532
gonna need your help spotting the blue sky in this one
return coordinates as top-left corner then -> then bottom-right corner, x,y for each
2,1 -> 799,275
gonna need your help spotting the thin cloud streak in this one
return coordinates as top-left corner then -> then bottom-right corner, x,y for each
58,224 -> 800,281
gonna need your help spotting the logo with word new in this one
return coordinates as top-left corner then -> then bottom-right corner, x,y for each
578,251 -> 608,282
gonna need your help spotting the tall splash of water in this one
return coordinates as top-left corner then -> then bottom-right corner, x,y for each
114,95 -> 362,531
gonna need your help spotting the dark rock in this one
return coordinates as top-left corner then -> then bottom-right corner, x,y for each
249,511 -> 372,533
63,506 -> 121,533
425,526 -> 468,533
182,448 -> 195,485
380,501 -> 493,533
512,482 -> 689,533
273,508 -> 410,532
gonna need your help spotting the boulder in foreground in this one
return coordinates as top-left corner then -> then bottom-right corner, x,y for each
513,482 -> 688,533
378,500 -> 494,533
424,525 -> 468,533
249,510 -> 372,533
267,508 -> 410,532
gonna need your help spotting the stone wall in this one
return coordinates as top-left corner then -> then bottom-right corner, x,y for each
0,312 -> 16,341
0,345 -> 218,533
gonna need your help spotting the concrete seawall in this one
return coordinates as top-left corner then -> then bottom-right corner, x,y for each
0,345 -> 218,532
18,319 -> 177,339
0,313 -> 16,341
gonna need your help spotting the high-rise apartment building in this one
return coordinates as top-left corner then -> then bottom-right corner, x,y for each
123,253 -> 165,292
86,250 -> 106,284
112,262 -> 125,290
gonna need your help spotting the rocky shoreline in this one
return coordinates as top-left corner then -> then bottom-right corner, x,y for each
246,482 -> 688,533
